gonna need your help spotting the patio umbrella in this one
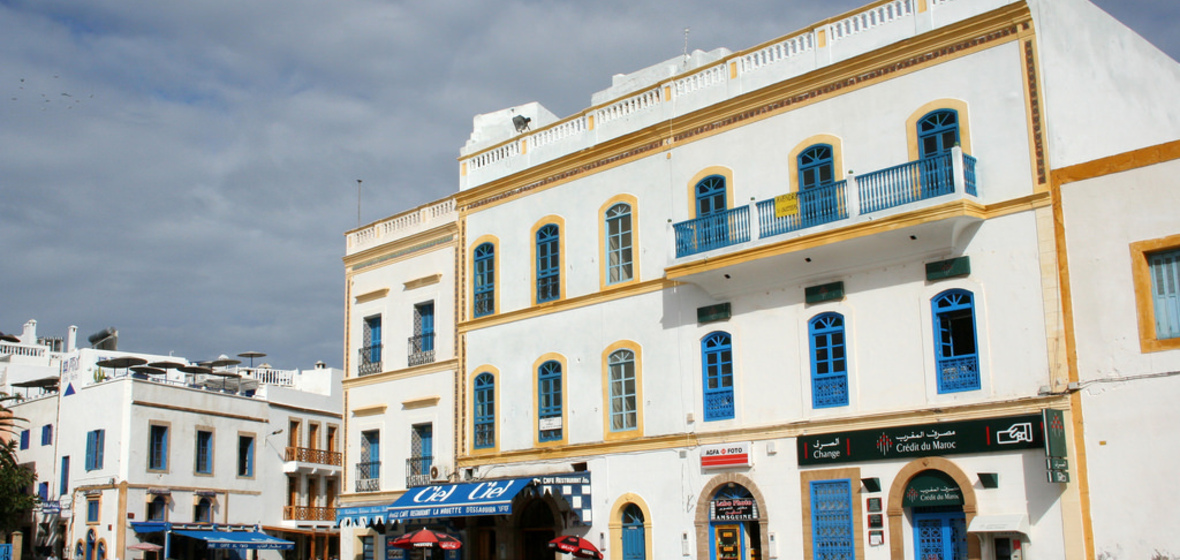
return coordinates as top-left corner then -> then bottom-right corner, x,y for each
127,543 -> 163,552
548,536 -> 603,559
389,529 -> 462,551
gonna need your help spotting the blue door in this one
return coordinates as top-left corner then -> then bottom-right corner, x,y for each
694,175 -> 729,250
917,110 -> 959,196
622,504 -> 645,560
913,510 -> 967,560
798,144 -> 837,225
416,302 -> 435,353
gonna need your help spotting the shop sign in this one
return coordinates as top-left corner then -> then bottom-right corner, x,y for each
700,442 -> 751,469
902,471 -> 963,507
797,414 -> 1043,466
41,501 -> 61,514
710,498 -> 759,522
539,416 -> 562,431
1043,408 -> 1067,457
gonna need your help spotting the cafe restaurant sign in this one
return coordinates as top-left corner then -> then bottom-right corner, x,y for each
797,414 -> 1043,466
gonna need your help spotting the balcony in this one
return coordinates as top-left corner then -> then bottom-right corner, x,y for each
668,149 -> 982,297
407,334 -> 435,367
357,345 -> 382,376
405,456 -> 433,488
283,447 -> 343,476
355,461 -> 380,492
283,506 -> 336,522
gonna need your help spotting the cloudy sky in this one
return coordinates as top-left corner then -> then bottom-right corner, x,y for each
1,0 -> 1176,370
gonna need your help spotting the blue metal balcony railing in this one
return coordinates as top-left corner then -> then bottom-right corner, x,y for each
856,153 -> 965,214
355,461 -> 380,492
756,180 -> 849,239
406,455 -> 433,487
964,154 -> 978,196
674,206 -> 751,258
937,355 -> 980,393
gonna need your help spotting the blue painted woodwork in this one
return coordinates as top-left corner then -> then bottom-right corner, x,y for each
536,224 -> 560,303
702,332 -> 735,421
933,290 -> 980,393
538,360 -> 563,441
608,349 -> 637,432
913,509 -> 968,560
1149,248 -> 1180,339
473,243 -> 495,317
810,313 -> 849,408
810,479 -> 854,560
622,504 -> 646,560
474,373 -> 495,448
606,203 -> 634,284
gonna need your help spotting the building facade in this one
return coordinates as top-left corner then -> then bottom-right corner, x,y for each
337,0 -> 1180,559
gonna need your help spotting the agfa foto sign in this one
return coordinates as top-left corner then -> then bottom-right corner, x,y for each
701,442 -> 752,469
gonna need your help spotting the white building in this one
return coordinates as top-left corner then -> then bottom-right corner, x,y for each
1,321 -> 344,560
338,0 -> 1180,559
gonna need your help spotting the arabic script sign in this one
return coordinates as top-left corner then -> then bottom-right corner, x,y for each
796,414 -> 1044,465
902,470 -> 963,507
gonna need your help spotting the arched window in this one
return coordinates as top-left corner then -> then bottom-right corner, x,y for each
701,332 -> 734,421
95,541 -> 106,560
932,289 -> 979,393
809,313 -> 848,408
695,175 -> 727,217
798,144 -> 835,190
473,243 -> 495,317
536,225 -> 560,303
622,504 -> 646,560
194,498 -> 212,523
538,361 -> 563,442
473,373 -> 495,449
147,496 -> 167,521
86,530 -> 96,560
918,110 -> 959,158
608,350 -> 637,432
605,203 -> 634,284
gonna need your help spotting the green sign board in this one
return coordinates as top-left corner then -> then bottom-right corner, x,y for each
697,303 -> 732,324
805,281 -> 845,304
797,414 -> 1044,466
902,470 -> 963,507
1042,408 -> 1068,457
1046,457 -> 1068,471
926,256 -> 971,281
1047,469 -> 1070,484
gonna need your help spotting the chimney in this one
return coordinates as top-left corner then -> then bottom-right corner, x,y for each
67,326 -> 78,352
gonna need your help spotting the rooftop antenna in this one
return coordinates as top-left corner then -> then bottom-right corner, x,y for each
356,179 -> 363,228
683,27 -> 691,64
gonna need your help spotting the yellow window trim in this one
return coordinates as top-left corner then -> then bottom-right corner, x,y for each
609,494 -> 653,560
468,235 -> 501,321
601,341 -> 644,442
530,216 -> 567,305
599,194 -> 641,290
1130,233 -> 1180,353
788,134 -> 846,193
532,353 -> 569,448
687,167 -> 736,220
905,99 -> 972,162
468,366 -> 501,456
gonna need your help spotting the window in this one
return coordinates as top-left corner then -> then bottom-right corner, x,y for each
237,435 -> 255,477
473,373 -> 495,449
409,424 -> 433,482
605,203 -> 634,284
410,301 -> 435,365
701,332 -> 735,421
147,496 -> 167,521
608,350 -> 638,432
622,504 -> 646,560
538,361 -> 563,442
41,424 -> 52,446
360,315 -> 382,374
360,536 -> 374,560
195,430 -> 213,474
149,424 -> 169,471
60,456 -> 69,494
918,110 -> 960,158
932,289 -> 980,393
38,482 -> 48,501
19,430 -> 29,450
536,224 -> 561,303
357,430 -> 379,492
87,498 -> 100,523
85,430 -> 105,471
473,242 -> 496,317
194,498 -> 212,523
798,144 -> 835,190
810,479 -> 854,559
695,175 -> 727,217
809,313 -> 848,408
1148,248 -> 1180,339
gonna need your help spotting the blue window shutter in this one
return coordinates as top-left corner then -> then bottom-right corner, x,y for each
1149,249 -> 1180,339
798,144 -> 835,190
701,332 -> 735,421
85,432 -> 96,471
536,225 -> 561,303
60,456 -> 69,494
695,175 -> 727,216
917,110 -> 960,158
538,361 -> 563,441
809,313 -> 849,408
473,243 -> 496,317
20,430 -> 29,450
96,430 -> 104,469
810,479 -> 854,560
473,373 -> 495,449
38,482 -> 48,501
932,289 -> 980,393
42,424 -> 52,445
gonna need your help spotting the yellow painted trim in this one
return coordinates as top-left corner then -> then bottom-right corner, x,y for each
693,474 -> 772,560
404,274 -> 442,290
116,481 -> 128,554
343,358 -> 458,388
468,234 -> 501,320
905,99 -> 973,162
350,404 -> 387,416
401,396 -> 440,409
343,222 -> 458,271
460,278 -> 678,333
532,353 -> 569,448
1130,233 -> 1180,353
1054,138 -> 1180,186
530,215 -> 568,305
1068,392 -> 1093,560
521,138 -> 528,155
469,366 -> 501,456
687,166 -> 736,219
787,134 -> 846,192
601,341 -> 644,442
461,161 -> 467,177
729,61 -> 738,80
598,194 -> 641,290
917,0 -> 928,13
588,114 -> 595,130
353,288 -> 389,304
800,468 -> 865,560
609,494 -> 653,560
817,28 -> 827,48
664,85 -> 672,100
1018,35 -> 1050,189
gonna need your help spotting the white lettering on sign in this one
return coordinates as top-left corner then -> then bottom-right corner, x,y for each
467,481 -> 511,501
411,485 -> 457,503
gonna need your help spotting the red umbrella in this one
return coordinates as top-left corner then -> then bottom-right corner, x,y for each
389,529 -> 462,551
548,535 -> 603,559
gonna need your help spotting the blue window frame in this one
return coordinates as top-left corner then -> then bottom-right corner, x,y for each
149,425 -> 168,471
41,424 -> 52,446
933,289 -> 980,393
410,423 -> 433,478
538,360 -> 563,442
695,175 -> 727,217
914,508 -> 968,560
87,498 -> 100,523
810,479 -> 854,560
798,144 -> 835,190
19,430 -> 29,450
194,498 -> 212,523
195,430 -> 213,474
473,373 -> 495,449
608,349 -> 638,432
1149,248 -> 1180,339
918,110 -> 960,158
606,203 -> 634,284
38,482 -> 48,501
701,332 -> 735,421
414,301 -> 435,352
238,435 -> 254,477
85,430 -> 105,471
536,224 -> 560,303
60,456 -> 69,494
147,496 -> 167,521
809,313 -> 849,408
363,315 -> 382,365
622,503 -> 646,560
473,243 -> 495,317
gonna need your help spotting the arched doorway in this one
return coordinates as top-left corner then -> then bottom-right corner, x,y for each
519,499 -> 557,560
85,530 -> 96,560
887,458 -> 979,560
695,476 -> 767,560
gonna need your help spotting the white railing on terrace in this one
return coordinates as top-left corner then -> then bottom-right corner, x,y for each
531,116 -> 588,149
829,0 -> 914,41
595,88 -> 663,125
468,141 -> 521,172
738,33 -> 814,73
346,198 -> 456,249
0,343 -> 46,358
674,64 -> 727,97
247,367 -> 295,387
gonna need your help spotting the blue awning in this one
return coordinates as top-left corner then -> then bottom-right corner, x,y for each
173,530 -> 294,550
335,504 -> 391,528
130,522 -> 171,534
386,478 -> 533,521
